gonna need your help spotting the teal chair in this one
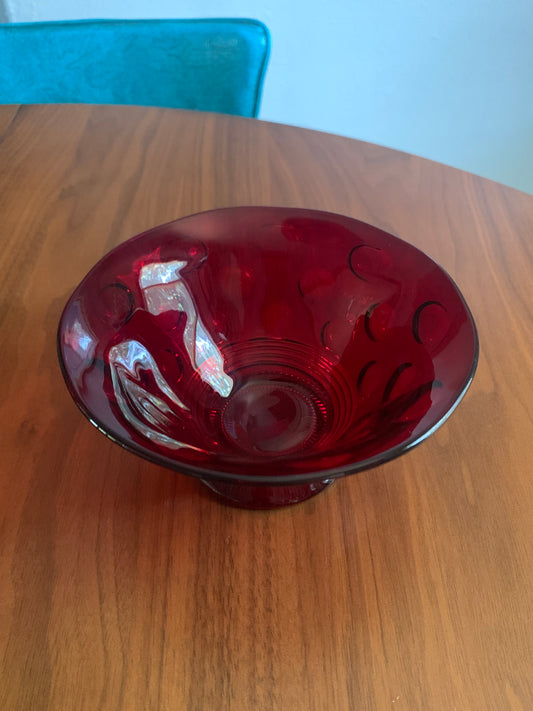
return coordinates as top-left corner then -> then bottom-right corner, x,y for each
0,19 -> 270,117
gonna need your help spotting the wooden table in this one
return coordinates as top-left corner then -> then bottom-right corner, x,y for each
1,104 -> 532,711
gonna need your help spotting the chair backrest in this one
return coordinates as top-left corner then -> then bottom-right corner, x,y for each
0,19 -> 270,117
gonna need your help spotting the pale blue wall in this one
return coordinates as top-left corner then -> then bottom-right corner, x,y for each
4,0 -> 533,193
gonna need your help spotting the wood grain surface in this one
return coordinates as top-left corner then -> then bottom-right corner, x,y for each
1,104 -> 533,711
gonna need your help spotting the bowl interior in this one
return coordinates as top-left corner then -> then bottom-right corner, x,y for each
58,207 -> 478,483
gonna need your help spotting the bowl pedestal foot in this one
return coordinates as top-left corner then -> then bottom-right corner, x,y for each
201,478 -> 334,509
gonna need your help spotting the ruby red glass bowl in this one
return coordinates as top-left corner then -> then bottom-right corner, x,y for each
58,207 -> 478,508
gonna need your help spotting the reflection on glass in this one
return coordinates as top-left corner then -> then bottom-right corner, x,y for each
109,339 -> 203,451
62,304 -> 96,364
139,260 -> 233,397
